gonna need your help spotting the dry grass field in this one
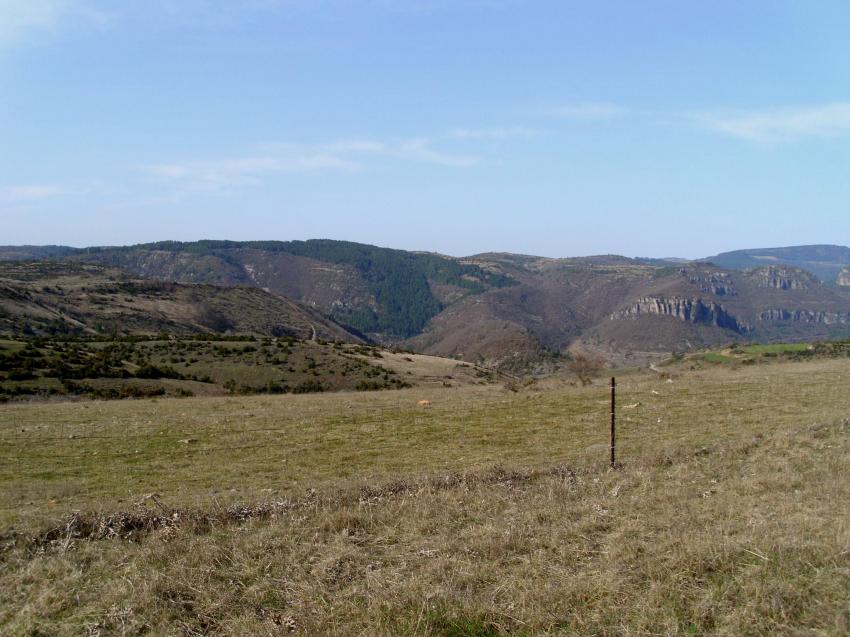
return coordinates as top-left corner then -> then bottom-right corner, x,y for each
1,357 -> 849,635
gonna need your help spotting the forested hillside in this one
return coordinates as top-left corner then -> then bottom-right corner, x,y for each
69,240 -> 517,338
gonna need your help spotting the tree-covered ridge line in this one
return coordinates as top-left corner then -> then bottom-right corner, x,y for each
83,239 -> 515,286
80,239 -> 517,337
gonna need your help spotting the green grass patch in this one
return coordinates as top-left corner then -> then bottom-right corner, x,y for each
702,352 -> 733,364
740,343 -> 812,355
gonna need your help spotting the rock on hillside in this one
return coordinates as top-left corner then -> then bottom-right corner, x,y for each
744,266 -> 819,290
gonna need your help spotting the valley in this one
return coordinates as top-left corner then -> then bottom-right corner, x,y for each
3,242 -> 850,375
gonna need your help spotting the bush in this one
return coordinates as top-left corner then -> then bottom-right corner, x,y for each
7,369 -> 37,381
355,380 -> 386,391
292,379 -> 325,394
567,352 -> 605,386
266,381 -> 286,394
135,364 -> 184,380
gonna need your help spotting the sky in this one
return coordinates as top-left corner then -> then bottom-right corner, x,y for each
1,0 -> 850,258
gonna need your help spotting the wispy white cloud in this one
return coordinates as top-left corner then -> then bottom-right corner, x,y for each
325,137 -> 479,166
542,102 -> 627,120
450,126 -> 544,140
325,139 -> 387,154
0,0 -> 109,49
146,137 -> 479,194
0,0 -> 290,49
0,182 -> 111,204
0,0 -> 320,50
106,1 -> 276,32
695,103 -> 850,143
391,138 -> 479,167
1,184 -> 64,201
146,152 -> 362,194
0,0 -> 66,47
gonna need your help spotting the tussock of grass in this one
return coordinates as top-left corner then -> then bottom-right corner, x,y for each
10,466 -> 550,550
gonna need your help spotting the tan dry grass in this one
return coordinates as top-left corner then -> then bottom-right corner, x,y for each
3,359 -> 848,529
2,420 -> 849,635
1,358 -> 850,634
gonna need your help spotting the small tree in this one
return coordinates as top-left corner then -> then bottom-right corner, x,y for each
568,352 -> 604,386
197,304 -> 234,333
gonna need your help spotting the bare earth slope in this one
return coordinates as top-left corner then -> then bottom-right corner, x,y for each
0,261 -> 360,342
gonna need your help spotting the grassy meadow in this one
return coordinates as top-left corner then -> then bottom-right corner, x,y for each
1,357 -> 849,634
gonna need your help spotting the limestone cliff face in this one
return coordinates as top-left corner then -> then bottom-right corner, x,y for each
759,309 -> 850,325
611,296 -> 751,333
680,269 -> 737,296
747,266 -> 817,290
837,268 -> 850,287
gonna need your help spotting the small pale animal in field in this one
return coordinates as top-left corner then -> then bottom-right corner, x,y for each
623,402 -> 641,409
418,400 -> 431,408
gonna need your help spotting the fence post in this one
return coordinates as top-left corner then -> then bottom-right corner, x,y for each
610,376 -> 616,468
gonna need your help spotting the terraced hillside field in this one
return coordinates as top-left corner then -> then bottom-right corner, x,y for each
1,356 -> 849,635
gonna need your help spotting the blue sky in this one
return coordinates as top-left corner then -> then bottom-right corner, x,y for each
2,0 -> 849,258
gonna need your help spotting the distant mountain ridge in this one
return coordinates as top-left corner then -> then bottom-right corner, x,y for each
702,244 -> 850,284
2,240 -> 850,369
0,245 -> 79,261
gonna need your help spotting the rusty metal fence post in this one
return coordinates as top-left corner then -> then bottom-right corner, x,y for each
610,377 -> 616,467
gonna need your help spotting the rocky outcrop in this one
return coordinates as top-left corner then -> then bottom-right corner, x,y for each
679,269 -> 737,296
747,266 -> 817,290
611,296 -> 751,333
837,268 -> 850,287
758,309 -> 850,325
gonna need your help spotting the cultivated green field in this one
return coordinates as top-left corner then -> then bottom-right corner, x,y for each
2,358 -> 850,635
